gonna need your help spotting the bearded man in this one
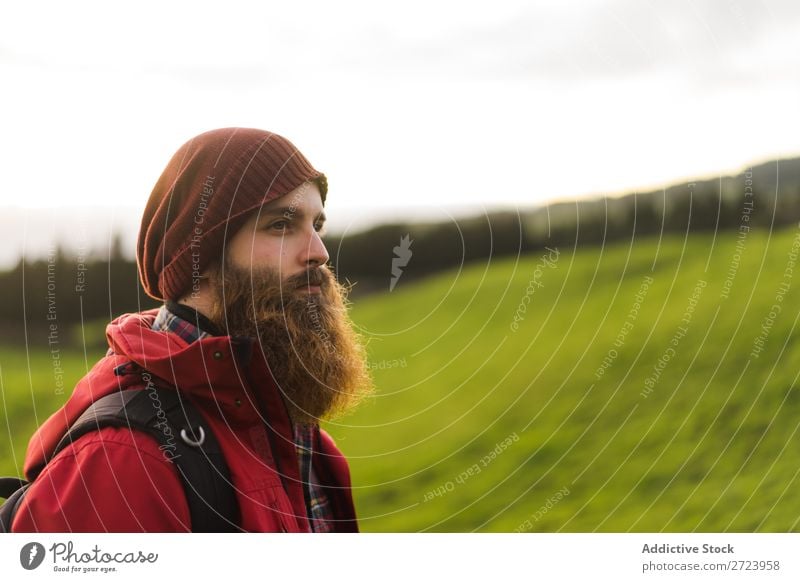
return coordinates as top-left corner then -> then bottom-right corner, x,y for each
11,128 -> 373,532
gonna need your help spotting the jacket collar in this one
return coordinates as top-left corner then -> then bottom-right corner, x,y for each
107,309 -> 286,427
158,300 -> 225,339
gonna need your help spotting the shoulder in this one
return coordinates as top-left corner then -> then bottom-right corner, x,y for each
14,427 -> 190,533
53,425 -> 177,466
318,427 -> 345,456
23,357 -> 160,479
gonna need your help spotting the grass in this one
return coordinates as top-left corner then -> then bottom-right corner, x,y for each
0,343 -> 106,478
334,225 -> 800,532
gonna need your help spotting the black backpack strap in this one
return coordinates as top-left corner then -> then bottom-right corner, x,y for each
51,388 -> 240,532
0,479 -> 30,533
0,477 -> 26,500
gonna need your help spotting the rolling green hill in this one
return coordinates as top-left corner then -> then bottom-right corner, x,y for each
3,225 -> 800,532
336,224 -> 800,532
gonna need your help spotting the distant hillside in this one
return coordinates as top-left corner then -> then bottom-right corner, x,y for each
325,157 -> 800,296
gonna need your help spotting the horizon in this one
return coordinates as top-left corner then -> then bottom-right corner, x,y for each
1,151 -> 795,270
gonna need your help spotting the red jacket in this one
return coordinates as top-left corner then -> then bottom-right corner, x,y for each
12,309 -> 359,532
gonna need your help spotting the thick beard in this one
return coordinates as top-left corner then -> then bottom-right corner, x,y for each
207,258 -> 373,426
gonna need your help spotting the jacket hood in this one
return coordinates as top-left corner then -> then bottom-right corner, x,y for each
24,309 -> 273,479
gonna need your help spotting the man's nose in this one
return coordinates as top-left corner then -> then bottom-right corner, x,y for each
305,229 -> 330,267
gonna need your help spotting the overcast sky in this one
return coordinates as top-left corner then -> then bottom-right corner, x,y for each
1,0 -> 799,264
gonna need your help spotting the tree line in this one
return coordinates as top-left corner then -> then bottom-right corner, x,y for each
1,157 -> 798,346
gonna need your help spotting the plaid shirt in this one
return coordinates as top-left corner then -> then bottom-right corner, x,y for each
151,303 -> 334,533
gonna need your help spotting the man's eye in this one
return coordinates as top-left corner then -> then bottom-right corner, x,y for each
270,221 -> 289,231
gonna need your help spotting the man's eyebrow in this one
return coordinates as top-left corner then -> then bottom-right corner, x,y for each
259,207 -> 326,222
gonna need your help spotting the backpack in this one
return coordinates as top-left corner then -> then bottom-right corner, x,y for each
0,386 -> 239,532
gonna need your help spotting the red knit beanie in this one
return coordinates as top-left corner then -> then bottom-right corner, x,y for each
137,128 -> 327,300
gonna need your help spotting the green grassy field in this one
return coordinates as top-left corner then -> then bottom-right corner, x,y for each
3,226 -> 800,532
0,344 -> 106,479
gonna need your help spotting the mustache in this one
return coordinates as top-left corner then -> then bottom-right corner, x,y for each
286,266 -> 331,290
